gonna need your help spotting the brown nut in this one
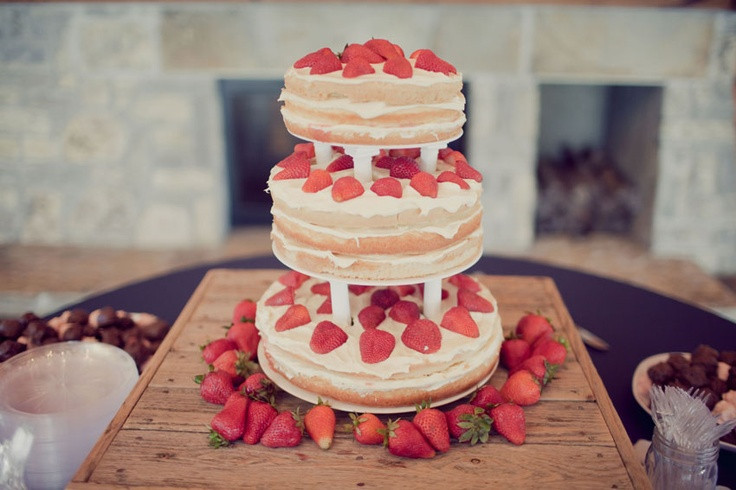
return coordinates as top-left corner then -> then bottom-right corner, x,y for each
139,320 -> 169,342
67,308 -> 89,326
0,340 -> 26,362
60,323 -> 84,341
91,306 -> 118,328
0,319 -> 23,340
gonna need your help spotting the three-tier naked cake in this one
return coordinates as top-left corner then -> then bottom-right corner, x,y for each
255,39 -> 503,411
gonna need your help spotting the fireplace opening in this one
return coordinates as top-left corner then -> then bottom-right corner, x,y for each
220,79 -> 469,226
535,83 -> 663,245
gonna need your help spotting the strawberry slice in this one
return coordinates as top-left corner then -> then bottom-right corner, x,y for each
278,270 -> 310,289
374,155 -> 396,169
392,284 -> 416,296
457,288 -> 494,313
275,304 -> 310,332
276,151 -> 311,169
310,320 -> 348,354
389,148 -> 421,159
364,38 -> 402,60
264,287 -> 294,306
349,284 -> 371,295
311,281 -> 330,295
302,169 -> 332,193
358,305 -> 386,329
359,328 -> 395,364
409,171 -> 438,198
414,50 -> 457,75
370,177 -> 403,198
316,297 -> 332,314
401,319 -> 441,354
331,176 -> 364,202
294,47 -> 334,68
389,157 -> 420,179
326,154 -> 354,172
437,170 -> 470,190
273,160 -> 310,180
383,56 -> 412,79
455,160 -> 483,182
341,43 -> 384,64
440,306 -> 480,338
343,57 -> 375,78
448,273 -> 481,292
294,142 -> 315,159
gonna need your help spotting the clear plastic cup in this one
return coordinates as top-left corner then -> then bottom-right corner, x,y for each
0,342 -> 138,489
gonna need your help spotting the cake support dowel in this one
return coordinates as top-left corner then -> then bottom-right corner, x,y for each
423,277 -> 443,322
314,142 -> 333,166
329,279 -> 351,326
345,146 -> 381,183
419,144 -> 443,173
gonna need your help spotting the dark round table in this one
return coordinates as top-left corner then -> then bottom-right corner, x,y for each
53,254 -> 736,487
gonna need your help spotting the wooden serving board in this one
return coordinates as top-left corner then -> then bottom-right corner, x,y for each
70,269 -> 650,489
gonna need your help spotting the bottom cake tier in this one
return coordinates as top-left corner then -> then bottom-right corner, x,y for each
255,272 -> 503,409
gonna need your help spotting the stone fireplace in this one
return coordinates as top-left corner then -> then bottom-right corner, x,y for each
1,3 -> 735,274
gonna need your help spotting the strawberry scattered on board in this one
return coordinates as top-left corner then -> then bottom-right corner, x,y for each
196,270 -> 569,458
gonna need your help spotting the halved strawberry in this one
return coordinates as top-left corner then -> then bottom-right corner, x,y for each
276,151 -> 311,169
264,287 -> 294,306
311,281 -> 330,295
414,50 -> 457,75
275,304 -> 311,332
448,273 -> 481,292
409,49 -> 430,59
401,319 -> 441,354
370,288 -> 400,309
359,328 -> 395,364
437,147 -> 455,160
370,177 -> 403,198
316,297 -> 332,314
364,38 -> 402,60
455,160 -> 483,182
331,176 -> 364,202
457,288 -> 494,313
440,306 -> 479,338
342,57 -> 375,78
374,155 -> 396,169
389,156 -> 420,179
392,284 -> 416,297
273,160 -> 310,180
409,171 -> 438,198
349,284 -> 371,295
383,56 -> 412,79
326,154 -> 354,172
388,300 -> 420,324
294,47 -> 334,68
389,148 -> 421,159
278,270 -> 310,289
310,320 -> 348,354
442,150 -> 467,166
302,169 -> 333,193
358,305 -> 386,329
341,43 -> 384,63
437,170 -> 470,190
294,142 -> 315,159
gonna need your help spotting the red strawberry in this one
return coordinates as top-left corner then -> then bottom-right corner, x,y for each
273,162 -> 310,181
500,370 -> 541,406
448,273 -> 481,292
196,370 -> 235,405
264,287 -> 294,306
278,270 -> 310,289
326,154 -> 354,172
364,38 -> 403,60
389,156 -> 420,179
209,392 -> 249,446
309,50 -> 342,75
414,50 -> 457,75
331,176 -> 364,202
358,305 -> 386,329
490,403 -> 526,445
500,338 -> 532,371
349,284 -> 371,295
381,419 -> 435,459
388,300 -> 420,324
232,298 -> 257,323
413,401 -> 450,452
383,56 -> 412,78
409,171 -> 438,198
276,151 -> 311,169
342,58 -> 375,78
261,411 -> 303,448
304,399 -> 336,450
509,354 -> 559,385
531,337 -> 568,365
392,284 -> 416,296
437,146 -> 455,160
442,149 -> 467,166
294,47 -> 335,68
470,384 -> 505,410
310,320 -> 348,354
359,328 -> 395,364
240,372 -> 275,403
440,306 -> 479,338
294,142 -> 315,159
437,170 -> 470,190
389,148 -> 421,159
455,160 -> 483,182
341,43 -> 384,64
201,338 -> 237,365
243,400 -> 277,445
409,48 -> 430,59
457,288 -> 494,313
311,281 -> 330,295
374,155 -> 396,169
444,404 -> 491,444
401,319 -> 441,354
350,412 -> 386,445
515,313 -> 554,345
370,288 -> 400,309
370,177 -> 403,198
226,321 -> 259,360
316,297 -> 332,314
212,349 -> 256,379
302,169 -> 333,193
275,304 -> 311,332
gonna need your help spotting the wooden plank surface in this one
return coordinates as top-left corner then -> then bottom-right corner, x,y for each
71,269 -> 650,489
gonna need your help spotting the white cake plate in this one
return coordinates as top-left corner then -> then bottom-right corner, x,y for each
258,342 -> 494,414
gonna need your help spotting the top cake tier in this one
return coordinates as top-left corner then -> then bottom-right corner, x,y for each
279,40 -> 465,147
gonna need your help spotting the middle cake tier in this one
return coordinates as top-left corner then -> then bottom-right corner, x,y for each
268,145 -> 484,283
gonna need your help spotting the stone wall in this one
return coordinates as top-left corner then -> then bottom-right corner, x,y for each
1,3 -> 735,273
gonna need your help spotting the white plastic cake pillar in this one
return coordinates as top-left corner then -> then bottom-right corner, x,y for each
419,144 -> 444,173
329,279 -> 351,326
423,277 -> 443,322
314,142 -> 333,166
344,146 -> 381,183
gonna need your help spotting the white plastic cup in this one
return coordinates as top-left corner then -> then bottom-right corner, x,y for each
0,342 -> 138,489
